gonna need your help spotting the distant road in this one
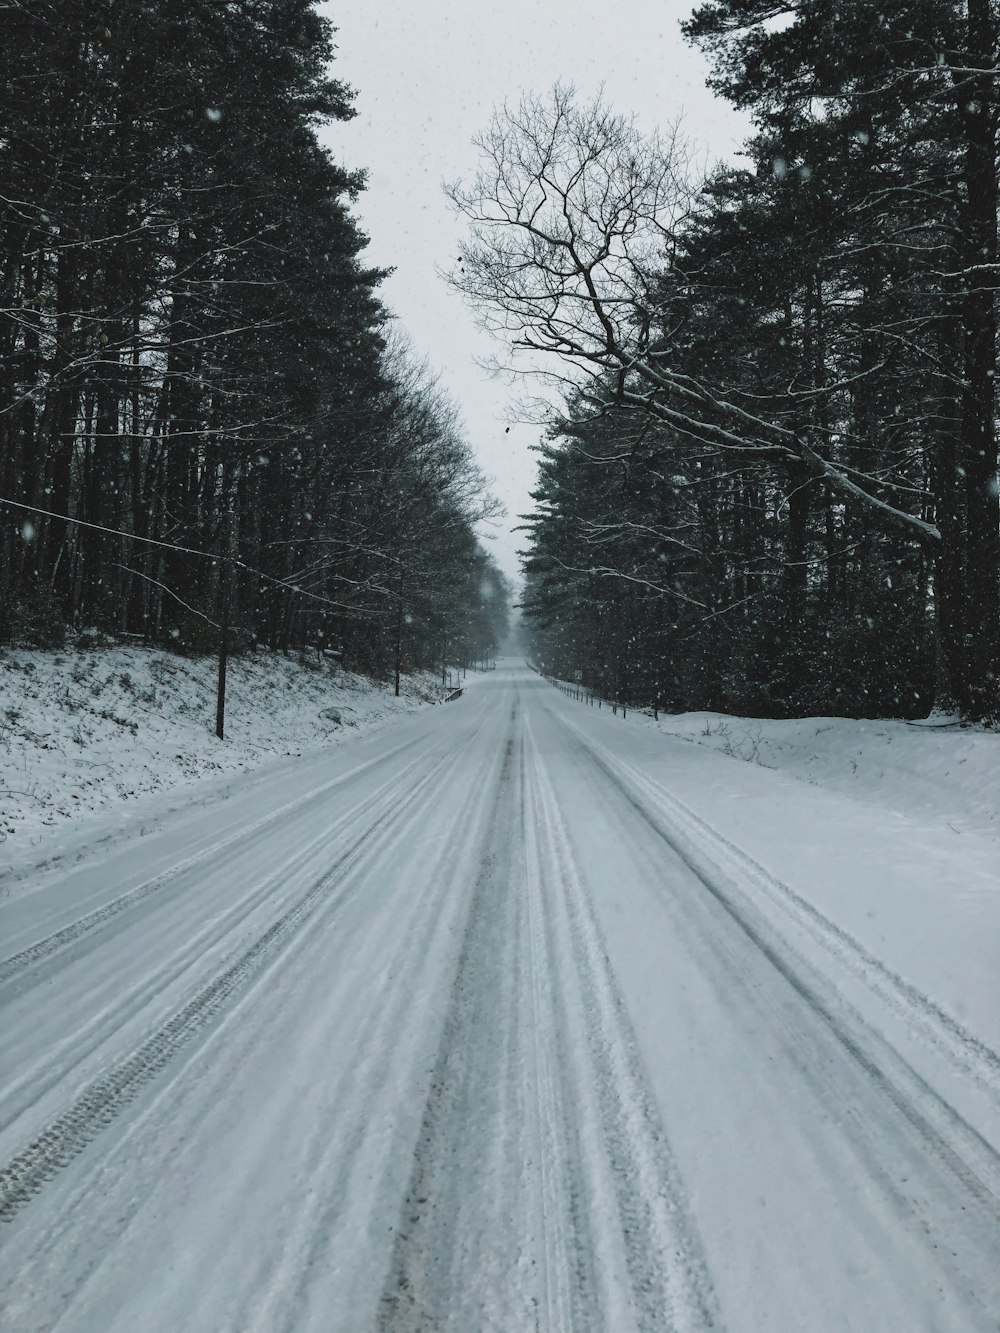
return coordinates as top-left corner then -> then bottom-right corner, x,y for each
2,663 -> 998,1331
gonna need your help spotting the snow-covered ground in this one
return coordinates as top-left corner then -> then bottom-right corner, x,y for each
653,708 -> 998,840
0,642 -> 441,881
546,677 -> 998,841
1,663 -> 997,1330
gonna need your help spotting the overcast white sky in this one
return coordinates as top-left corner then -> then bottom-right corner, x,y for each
318,0 -> 750,585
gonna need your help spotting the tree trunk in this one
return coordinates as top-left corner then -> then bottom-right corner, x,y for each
958,0 -> 999,717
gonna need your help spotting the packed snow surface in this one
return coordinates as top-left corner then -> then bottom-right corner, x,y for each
1,663 -> 998,1331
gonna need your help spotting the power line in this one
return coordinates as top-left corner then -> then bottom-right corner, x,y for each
1,496 -> 385,618
113,563 -> 220,629
4,496 -> 228,561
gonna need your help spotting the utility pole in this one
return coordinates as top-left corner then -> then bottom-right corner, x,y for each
394,572 -> 404,697
216,510 -> 233,740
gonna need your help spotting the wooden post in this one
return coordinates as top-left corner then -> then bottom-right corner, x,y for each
216,599 -> 229,740
394,574 -> 404,697
216,511 -> 232,740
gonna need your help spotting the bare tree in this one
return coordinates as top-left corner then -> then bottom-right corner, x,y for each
447,85 -> 941,549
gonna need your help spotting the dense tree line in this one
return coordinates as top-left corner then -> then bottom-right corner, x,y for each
454,1 -> 997,720
0,0 -> 508,675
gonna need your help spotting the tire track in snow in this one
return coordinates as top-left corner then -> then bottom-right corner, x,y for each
526,719 -> 722,1333
379,698 -> 720,1332
378,718 -> 546,1332
0,734 -> 425,990
557,707 -> 1000,1103
520,741 -> 587,1333
0,724 -> 472,1224
0,831 -> 382,1222
0,744 -> 439,1135
243,708 -> 518,1333
554,712 -> 1000,1226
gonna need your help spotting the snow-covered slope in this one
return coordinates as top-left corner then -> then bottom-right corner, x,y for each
0,643 -> 441,879
544,677 -> 998,840
652,710 -> 998,839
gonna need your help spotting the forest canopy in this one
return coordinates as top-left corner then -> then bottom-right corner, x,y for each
451,0 -> 998,721
0,0 -> 509,676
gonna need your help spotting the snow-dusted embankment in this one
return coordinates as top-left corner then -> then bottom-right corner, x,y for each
0,643 -> 440,880
546,676 -> 998,840
653,709 -> 998,839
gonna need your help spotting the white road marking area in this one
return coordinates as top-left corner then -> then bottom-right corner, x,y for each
1,665 -> 998,1331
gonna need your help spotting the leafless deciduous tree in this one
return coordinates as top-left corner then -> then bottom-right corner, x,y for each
448,85 -> 941,548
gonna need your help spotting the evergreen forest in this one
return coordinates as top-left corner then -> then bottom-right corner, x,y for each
451,0 -> 998,721
0,0 -> 509,676
3,0 -> 997,720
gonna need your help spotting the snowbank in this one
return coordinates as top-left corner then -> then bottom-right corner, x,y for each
545,677 -> 998,840
654,711 -> 999,841
0,642 -> 441,878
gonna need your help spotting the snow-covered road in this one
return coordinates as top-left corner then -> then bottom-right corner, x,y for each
2,664 -> 998,1331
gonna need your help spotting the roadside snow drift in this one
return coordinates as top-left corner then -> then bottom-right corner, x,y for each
0,643 -> 440,879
